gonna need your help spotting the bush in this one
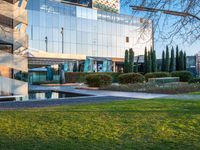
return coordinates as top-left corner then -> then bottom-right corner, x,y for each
32,80 -> 59,85
171,71 -> 193,82
189,78 -> 200,84
65,72 -> 122,83
85,74 -> 112,87
118,73 -> 145,84
145,72 -> 170,81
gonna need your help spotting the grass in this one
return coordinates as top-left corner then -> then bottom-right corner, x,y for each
188,92 -> 200,95
0,99 -> 200,150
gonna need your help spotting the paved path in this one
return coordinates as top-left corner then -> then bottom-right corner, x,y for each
1,85 -> 199,110
30,85 -> 170,99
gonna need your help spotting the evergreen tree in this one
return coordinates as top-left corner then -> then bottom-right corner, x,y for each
179,50 -> 184,70
169,47 -> 175,72
128,48 -> 134,72
161,50 -> 165,72
165,45 -> 170,72
73,62 -> 78,72
152,49 -> 157,72
184,51 -> 187,70
135,56 -> 140,73
124,50 -> 129,73
176,45 -> 179,71
144,47 -> 148,73
147,51 -> 152,72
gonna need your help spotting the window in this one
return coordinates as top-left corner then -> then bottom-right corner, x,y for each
126,36 -> 129,43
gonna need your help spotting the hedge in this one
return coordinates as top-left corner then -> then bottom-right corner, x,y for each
65,72 -> 123,83
189,78 -> 200,84
85,74 -> 112,87
118,73 -> 145,84
171,71 -> 193,82
145,72 -> 170,82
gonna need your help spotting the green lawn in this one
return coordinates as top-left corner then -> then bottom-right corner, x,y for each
188,92 -> 200,95
0,99 -> 200,150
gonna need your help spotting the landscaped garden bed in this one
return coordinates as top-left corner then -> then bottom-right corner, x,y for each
101,82 -> 200,94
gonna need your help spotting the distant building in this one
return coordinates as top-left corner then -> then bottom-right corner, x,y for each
186,56 -> 197,76
195,52 -> 200,76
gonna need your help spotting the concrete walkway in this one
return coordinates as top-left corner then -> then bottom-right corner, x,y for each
30,85 -> 170,99
0,85 -> 199,110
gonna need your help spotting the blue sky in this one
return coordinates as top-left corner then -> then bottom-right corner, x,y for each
120,5 -> 200,58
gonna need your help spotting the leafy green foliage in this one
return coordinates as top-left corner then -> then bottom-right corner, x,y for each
161,50 -> 165,72
152,49 -> 157,72
165,45 -> 170,72
144,47 -> 148,73
145,72 -> 170,81
176,45 -> 179,71
171,71 -> 193,82
124,50 -> 129,73
85,74 -> 112,87
118,73 -> 145,84
169,47 -> 175,72
147,51 -> 152,73
128,48 -> 134,73
65,72 -> 122,83
189,78 -> 200,84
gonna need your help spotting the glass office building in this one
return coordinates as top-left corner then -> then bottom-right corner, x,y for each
0,0 -> 28,98
27,0 -> 153,72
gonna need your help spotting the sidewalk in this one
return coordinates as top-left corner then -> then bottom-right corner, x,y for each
30,85 -> 200,100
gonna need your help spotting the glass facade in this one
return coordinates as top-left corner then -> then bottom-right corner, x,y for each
26,0 -> 152,60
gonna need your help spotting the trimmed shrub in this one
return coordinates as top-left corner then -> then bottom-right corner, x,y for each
118,73 -> 145,84
85,74 -> 112,87
189,78 -> 200,84
65,72 -> 122,83
171,71 -> 193,82
145,72 -> 170,82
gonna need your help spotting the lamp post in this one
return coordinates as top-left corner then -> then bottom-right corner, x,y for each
45,36 -> 48,52
61,27 -> 64,54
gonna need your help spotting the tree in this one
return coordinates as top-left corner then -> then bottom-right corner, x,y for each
147,51 -> 152,72
152,49 -> 157,72
128,48 -> 134,72
179,50 -> 184,70
135,56 -> 140,73
125,0 -> 200,44
161,50 -> 165,72
184,51 -> 187,70
165,45 -> 170,72
124,50 -> 129,73
176,45 -> 179,71
144,47 -> 148,73
169,47 -> 175,72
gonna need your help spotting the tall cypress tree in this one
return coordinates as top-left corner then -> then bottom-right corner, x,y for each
176,45 -> 179,71
135,56 -> 139,73
144,47 -> 148,73
179,50 -> 184,70
152,49 -> 157,72
161,50 -> 165,72
169,47 -> 175,72
128,48 -> 134,72
124,50 -> 129,73
147,51 -> 152,73
165,45 -> 170,72
184,51 -> 187,70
